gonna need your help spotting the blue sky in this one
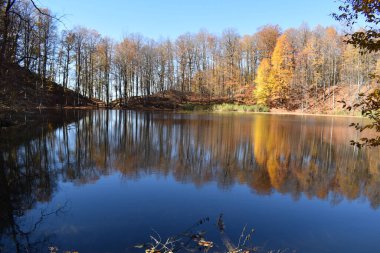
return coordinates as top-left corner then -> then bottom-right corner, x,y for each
36,0 -> 341,40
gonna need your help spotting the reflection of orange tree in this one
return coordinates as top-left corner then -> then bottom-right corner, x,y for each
251,115 -> 380,206
77,112 -> 380,208
253,116 -> 291,190
2,111 -> 380,209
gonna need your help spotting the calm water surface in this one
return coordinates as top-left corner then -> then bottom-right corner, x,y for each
1,110 -> 380,253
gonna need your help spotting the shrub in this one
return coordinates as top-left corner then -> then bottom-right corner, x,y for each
212,103 -> 270,112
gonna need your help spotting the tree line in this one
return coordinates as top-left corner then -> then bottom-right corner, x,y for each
1,0 -> 379,108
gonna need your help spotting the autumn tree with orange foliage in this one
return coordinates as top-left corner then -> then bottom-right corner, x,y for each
268,33 -> 295,106
254,58 -> 272,105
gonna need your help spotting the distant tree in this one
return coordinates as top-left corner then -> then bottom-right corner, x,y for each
0,0 -> 18,64
36,8 -> 56,87
221,28 -> 241,98
269,33 -> 295,105
334,0 -> 380,147
256,25 -> 281,61
176,34 -> 188,92
293,24 -> 313,111
0,0 -> 53,66
254,58 -> 272,105
60,30 -> 75,89
240,34 -> 259,84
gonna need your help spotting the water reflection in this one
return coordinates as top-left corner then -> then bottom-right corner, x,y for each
0,110 -> 85,252
1,110 -> 380,251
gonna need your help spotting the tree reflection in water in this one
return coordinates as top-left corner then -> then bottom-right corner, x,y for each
0,110 -> 379,252
0,110 -> 83,252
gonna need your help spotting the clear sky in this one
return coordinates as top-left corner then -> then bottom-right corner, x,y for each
36,0 -> 341,40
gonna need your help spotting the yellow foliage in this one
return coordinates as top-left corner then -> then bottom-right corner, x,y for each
269,34 -> 295,102
254,58 -> 272,105
254,34 -> 295,105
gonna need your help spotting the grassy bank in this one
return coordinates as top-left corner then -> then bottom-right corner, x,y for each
181,103 -> 270,112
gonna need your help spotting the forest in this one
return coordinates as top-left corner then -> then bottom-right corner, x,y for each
0,0 -> 379,112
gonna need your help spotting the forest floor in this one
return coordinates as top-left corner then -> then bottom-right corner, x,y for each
0,64 -> 104,127
111,89 -> 250,111
0,64 -> 102,114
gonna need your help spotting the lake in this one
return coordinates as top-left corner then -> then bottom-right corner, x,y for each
1,110 -> 380,253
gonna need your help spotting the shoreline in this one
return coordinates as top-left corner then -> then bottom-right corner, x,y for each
250,110 -> 363,118
0,105 -> 364,118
